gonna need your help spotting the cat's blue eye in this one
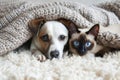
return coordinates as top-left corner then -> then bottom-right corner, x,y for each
73,40 -> 79,47
85,41 -> 91,47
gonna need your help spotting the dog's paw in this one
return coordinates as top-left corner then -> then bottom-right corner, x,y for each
31,49 -> 47,62
36,55 -> 46,62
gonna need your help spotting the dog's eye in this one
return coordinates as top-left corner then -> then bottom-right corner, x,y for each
85,41 -> 91,47
59,35 -> 65,40
41,34 -> 49,42
73,40 -> 79,47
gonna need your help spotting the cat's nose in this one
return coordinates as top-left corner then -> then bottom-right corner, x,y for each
80,49 -> 86,54
82,49 -> 85,52
79,47 -> 86,55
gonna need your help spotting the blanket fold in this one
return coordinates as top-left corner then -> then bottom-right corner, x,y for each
0,0 -> 120,55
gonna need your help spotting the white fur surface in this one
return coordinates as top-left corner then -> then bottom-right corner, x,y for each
0,50 -> 120,80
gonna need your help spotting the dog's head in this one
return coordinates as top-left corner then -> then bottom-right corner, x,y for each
28,18 -> 78,59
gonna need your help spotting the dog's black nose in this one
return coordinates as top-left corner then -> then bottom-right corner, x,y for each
50,50 -> 59,58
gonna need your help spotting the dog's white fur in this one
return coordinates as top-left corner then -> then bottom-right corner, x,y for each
30,21 -> 68,61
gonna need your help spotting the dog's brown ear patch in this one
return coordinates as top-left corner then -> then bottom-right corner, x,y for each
57,18 -> 80,37
28,18 -> 46,35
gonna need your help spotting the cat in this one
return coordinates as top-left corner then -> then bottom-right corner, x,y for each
69,24 -> 120,57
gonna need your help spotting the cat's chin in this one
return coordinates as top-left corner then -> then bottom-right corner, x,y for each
82,52 -> 95,58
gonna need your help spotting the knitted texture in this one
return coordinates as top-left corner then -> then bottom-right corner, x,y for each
0,0 -> 120,55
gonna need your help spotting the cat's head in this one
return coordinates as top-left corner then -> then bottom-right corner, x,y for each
69,24 -> 99,56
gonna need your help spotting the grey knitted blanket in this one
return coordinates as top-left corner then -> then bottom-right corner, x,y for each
0,0 -> 120,55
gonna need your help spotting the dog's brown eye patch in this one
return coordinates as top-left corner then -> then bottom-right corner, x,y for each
40,34 -> 49,42
59,35 -> 65,41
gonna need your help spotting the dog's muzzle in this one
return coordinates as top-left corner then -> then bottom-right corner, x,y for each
50,50 -> 59,58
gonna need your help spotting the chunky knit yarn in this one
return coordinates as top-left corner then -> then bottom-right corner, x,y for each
0,0 -> 120,55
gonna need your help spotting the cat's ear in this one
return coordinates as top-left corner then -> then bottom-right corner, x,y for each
57,18 -> 80,37
87,24 -> 99,37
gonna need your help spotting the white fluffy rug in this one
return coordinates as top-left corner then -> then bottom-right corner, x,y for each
0,50 -> 120,80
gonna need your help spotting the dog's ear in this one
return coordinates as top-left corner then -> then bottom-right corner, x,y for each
28,18 -> 46,35
57,18 -> 80,37
86,24 -> 99,38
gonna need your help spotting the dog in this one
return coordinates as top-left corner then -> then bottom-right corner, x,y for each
28,18 -> 78,62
